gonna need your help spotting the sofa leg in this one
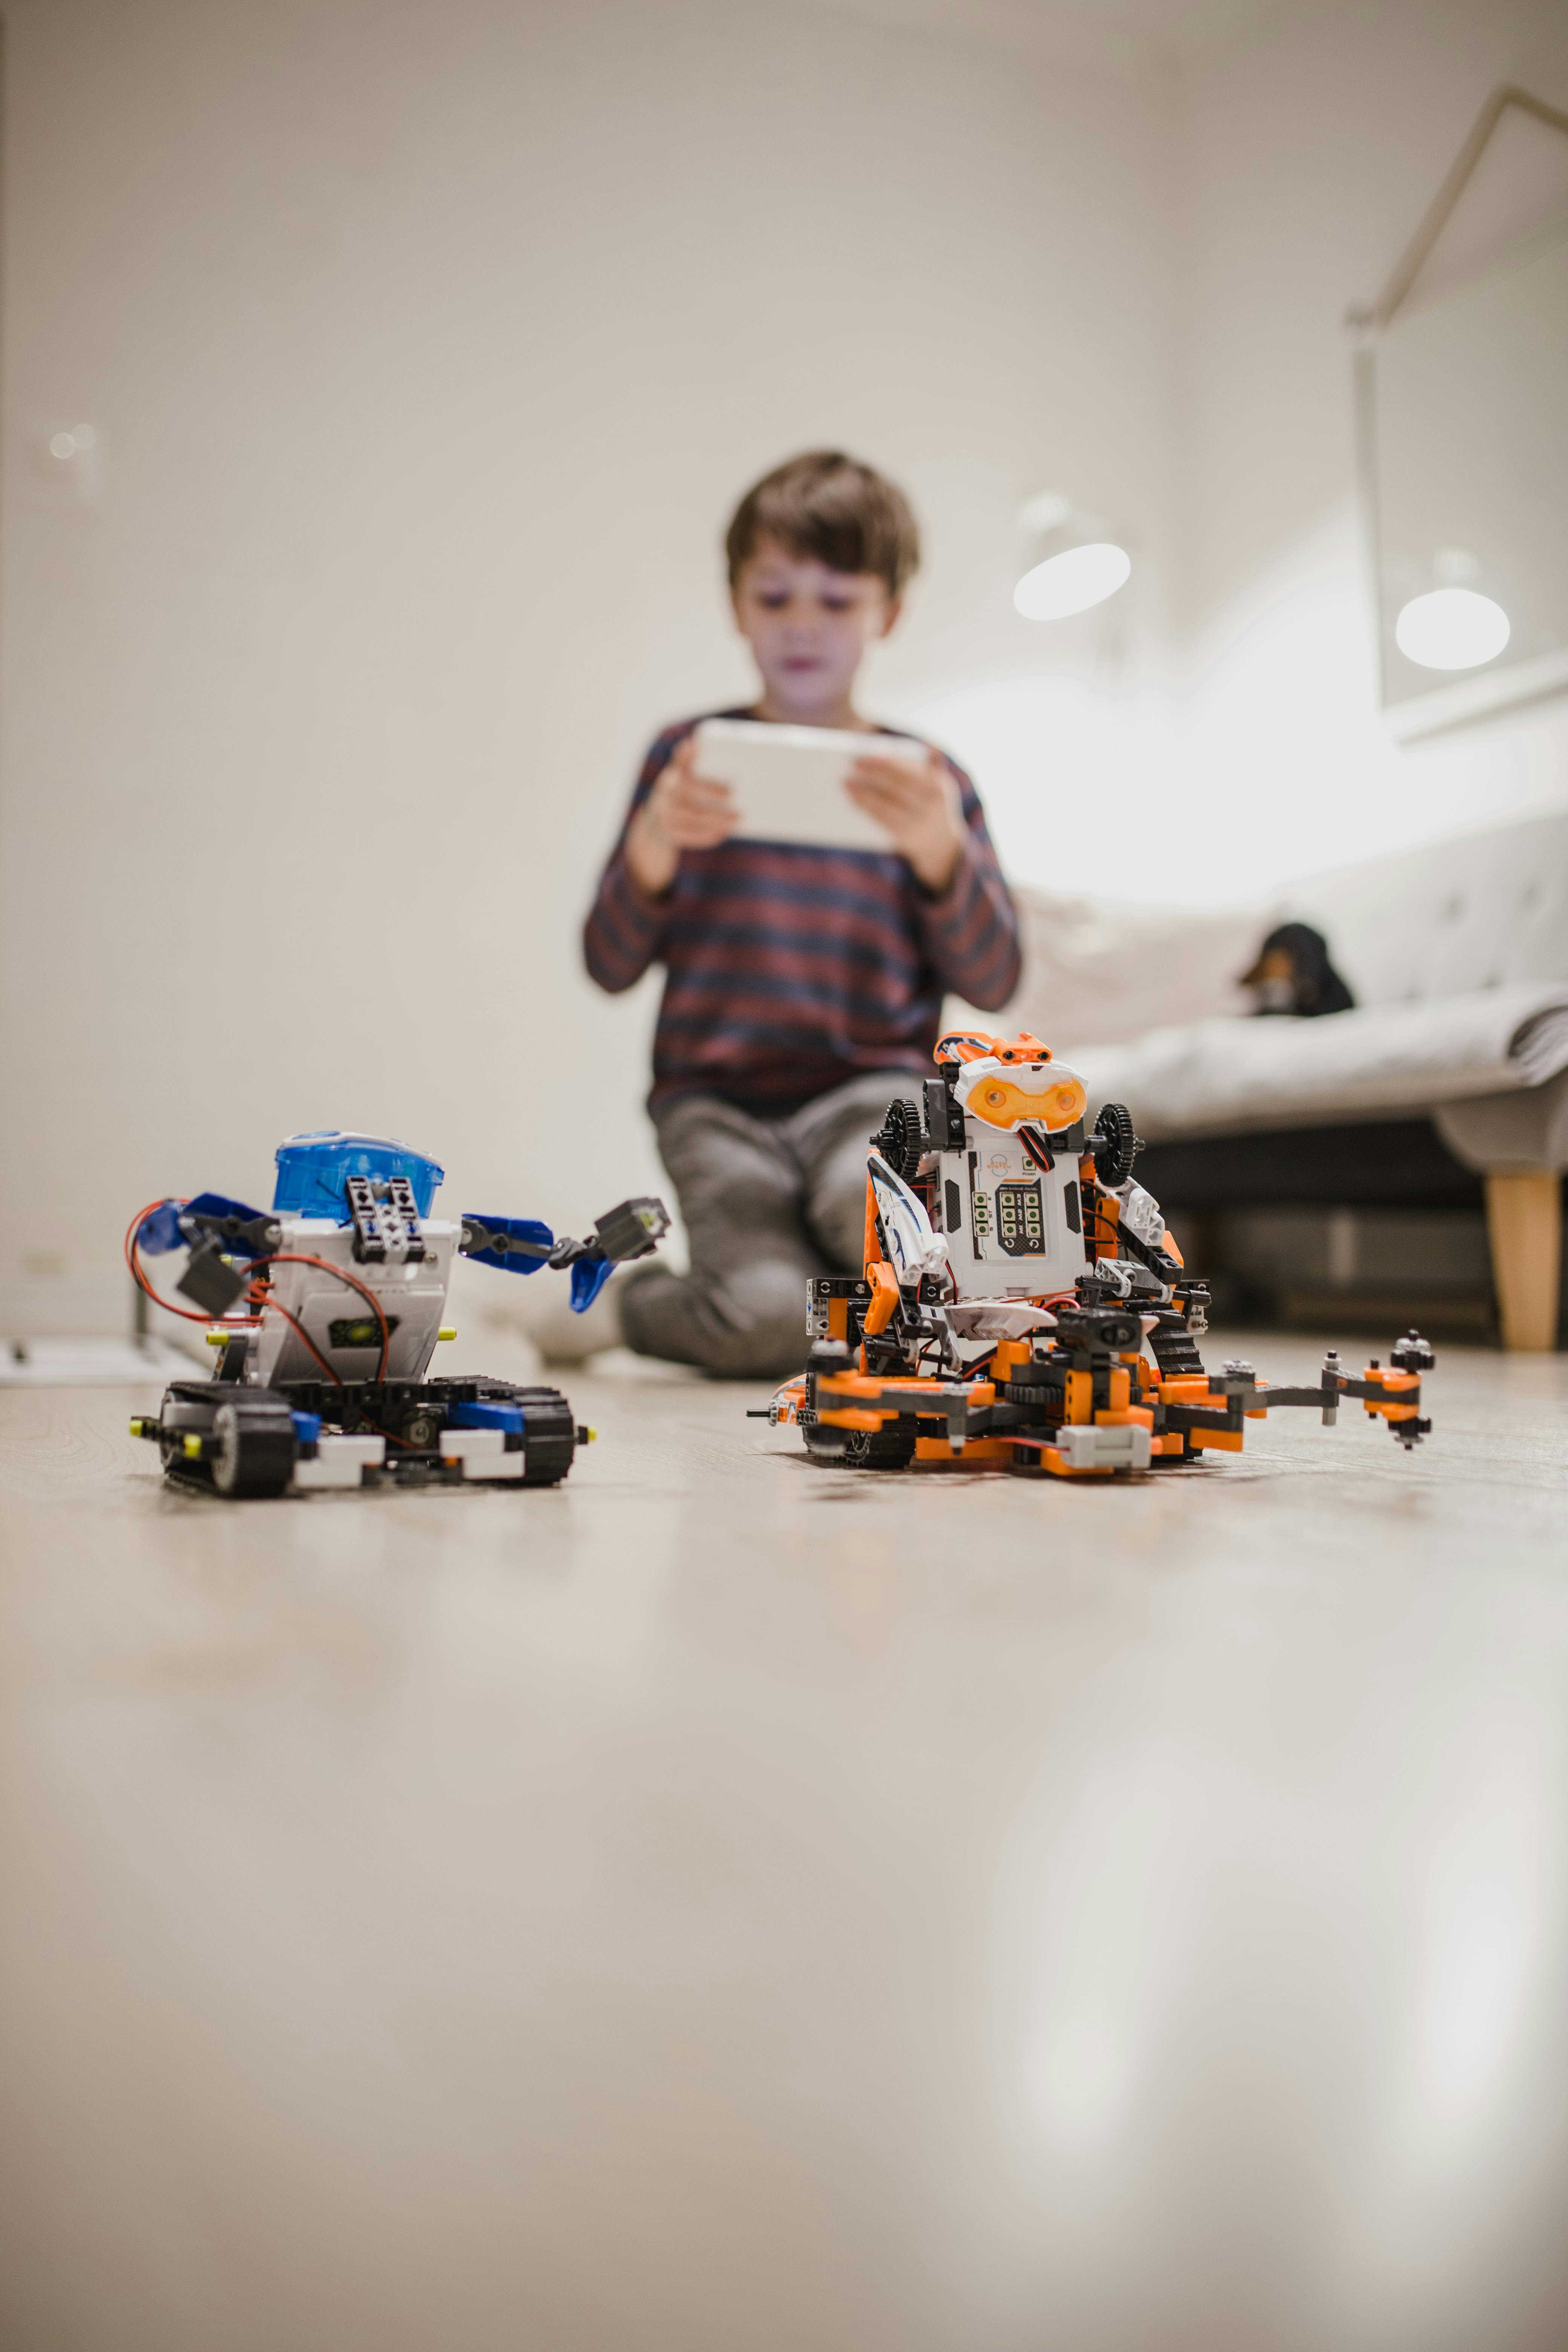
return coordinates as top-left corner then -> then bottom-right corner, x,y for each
1485,1170 -> 1563,1351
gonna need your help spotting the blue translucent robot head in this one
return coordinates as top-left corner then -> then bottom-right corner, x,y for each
273,1132 -> 445,1222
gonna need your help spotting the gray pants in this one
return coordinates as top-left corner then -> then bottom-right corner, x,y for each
619,1069 -> 916,1379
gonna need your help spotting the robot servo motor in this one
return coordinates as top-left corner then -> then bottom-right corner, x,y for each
766,1029 -> 1435,1478
128,1130 -> 669,1498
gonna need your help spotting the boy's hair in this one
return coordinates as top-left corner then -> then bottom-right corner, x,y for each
726,451 -> 920,597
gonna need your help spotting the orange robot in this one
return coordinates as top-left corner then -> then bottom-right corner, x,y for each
764,1029 -> 1433,1477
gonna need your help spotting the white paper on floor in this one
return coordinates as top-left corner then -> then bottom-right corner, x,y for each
0,1338 -> 201,1386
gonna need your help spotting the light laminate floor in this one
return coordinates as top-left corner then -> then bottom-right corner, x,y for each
2,1332 -> 1567,2352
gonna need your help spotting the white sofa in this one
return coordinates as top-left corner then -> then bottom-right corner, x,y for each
978,808 -> 1568,1349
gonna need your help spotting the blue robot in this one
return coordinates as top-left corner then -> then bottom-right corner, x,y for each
128,1131 -> 669,1497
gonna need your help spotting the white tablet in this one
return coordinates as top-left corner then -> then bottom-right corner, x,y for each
691,717 -> 929,853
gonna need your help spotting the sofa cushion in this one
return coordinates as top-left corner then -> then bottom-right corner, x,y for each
1065,984 -> 1568,1142
992,887 -> 1263,1046
1285,808 -> 1568,1007
981,809 -> 1568,1052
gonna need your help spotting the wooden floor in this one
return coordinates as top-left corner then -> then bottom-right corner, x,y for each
3,1332 -> 1568,2352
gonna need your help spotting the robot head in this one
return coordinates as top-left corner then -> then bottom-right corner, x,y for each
935,1027 -> 1051,1068
935,1033 -> 1087,1135
272,1132 -> 446,1222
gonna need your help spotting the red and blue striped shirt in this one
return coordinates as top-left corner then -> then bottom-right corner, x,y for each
584,710 -> 1021,1116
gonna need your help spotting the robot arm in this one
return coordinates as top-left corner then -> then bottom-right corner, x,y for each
460,1196 -> 670,1312
135,1193 -> 282,1315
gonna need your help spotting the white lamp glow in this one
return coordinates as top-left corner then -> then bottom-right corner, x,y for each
1395,587 -> 1510,671
1015,541 -> 1132,621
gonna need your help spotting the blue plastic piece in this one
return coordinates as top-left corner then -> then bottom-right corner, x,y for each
272,1132 -> 444,1222
184,1191 -> 274,1258
570,1255 -> 614,1314
136,1199 -> 186,1256
447,1400 -> 525,1435
290,1410 -> 322,1445
462,1215 -> 554,1275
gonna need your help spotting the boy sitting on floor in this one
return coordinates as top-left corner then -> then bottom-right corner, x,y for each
553,449 -> 1020,1378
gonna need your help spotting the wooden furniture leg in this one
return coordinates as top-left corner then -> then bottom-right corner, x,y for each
1485,1170 -> 1563,1351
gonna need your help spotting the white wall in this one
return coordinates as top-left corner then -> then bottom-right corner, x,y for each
1165,0 -> 1568,906
0,0 -> 1176,1336
6,0 -> 1568,1338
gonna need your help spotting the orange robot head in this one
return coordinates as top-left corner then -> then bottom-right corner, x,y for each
935,1028 -> 1051,1068
935,1030 -> 1087,1134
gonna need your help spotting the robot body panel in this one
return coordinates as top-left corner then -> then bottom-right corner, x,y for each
247,1215 -> 460,1387
903,1046 -> 1095,1305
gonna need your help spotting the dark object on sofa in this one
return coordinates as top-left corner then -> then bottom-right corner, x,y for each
1241,922 -> 1355,1018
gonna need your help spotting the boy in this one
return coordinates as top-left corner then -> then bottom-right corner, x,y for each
565,450 -> 1020,1378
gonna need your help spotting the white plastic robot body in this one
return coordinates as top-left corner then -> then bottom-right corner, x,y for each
247,1216 -> 460,1387
929,1051 -> 1095,1303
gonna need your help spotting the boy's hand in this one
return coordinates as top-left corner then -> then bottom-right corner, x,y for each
845,748 -> 966,893
625,737 -> 738,897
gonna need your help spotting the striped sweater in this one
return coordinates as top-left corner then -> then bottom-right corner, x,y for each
583,710 -> 1021,1116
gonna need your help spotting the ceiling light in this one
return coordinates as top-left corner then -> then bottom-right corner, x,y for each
1014,542 -> 1132,621
1394,587 -> 1511,671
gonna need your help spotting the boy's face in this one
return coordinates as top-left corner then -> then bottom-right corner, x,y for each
732,538 -> 900,721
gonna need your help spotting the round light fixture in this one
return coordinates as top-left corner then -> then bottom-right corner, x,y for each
1394,586 -> 1510,671
1014,541 -> 1132,621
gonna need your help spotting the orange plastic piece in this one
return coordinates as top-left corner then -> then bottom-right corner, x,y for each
863,1260 -> 901,1336
1160,1227 -> 1185,1268
915,1435 -> 1015,1464
817,1370 -> 995,1410
966,1072 -> 1087,1132
1065,1369 -> 1093,1424
1188,1426 -> 1243,1452
1360,1365 -> 1421,1423
934,1028 -> 1052,1066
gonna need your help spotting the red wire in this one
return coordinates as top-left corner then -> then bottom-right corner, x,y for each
129,1208 -> 430,1455
124,1201 -> 392,1381
124,1198 -> 259,1326
245,1252 -> 392,1384
242,1260 -> 420,1446
248,1286 -> 344,1387
245,1268 -> 422,1447
238,1266 -> 420,1449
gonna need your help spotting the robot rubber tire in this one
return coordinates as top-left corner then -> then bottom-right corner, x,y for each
211,1396 -> 297,1499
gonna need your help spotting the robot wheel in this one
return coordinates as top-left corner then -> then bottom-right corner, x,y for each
211,1396 -> 297,1498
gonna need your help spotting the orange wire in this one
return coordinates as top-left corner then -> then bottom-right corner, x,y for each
242,1263 -> 420,1446
124,1202 -> 391,1382
248,1286 -> 343,1387
244,1252 -> 391,1384
125,1198 -> 259,1327
129,1206 -> 426,1451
